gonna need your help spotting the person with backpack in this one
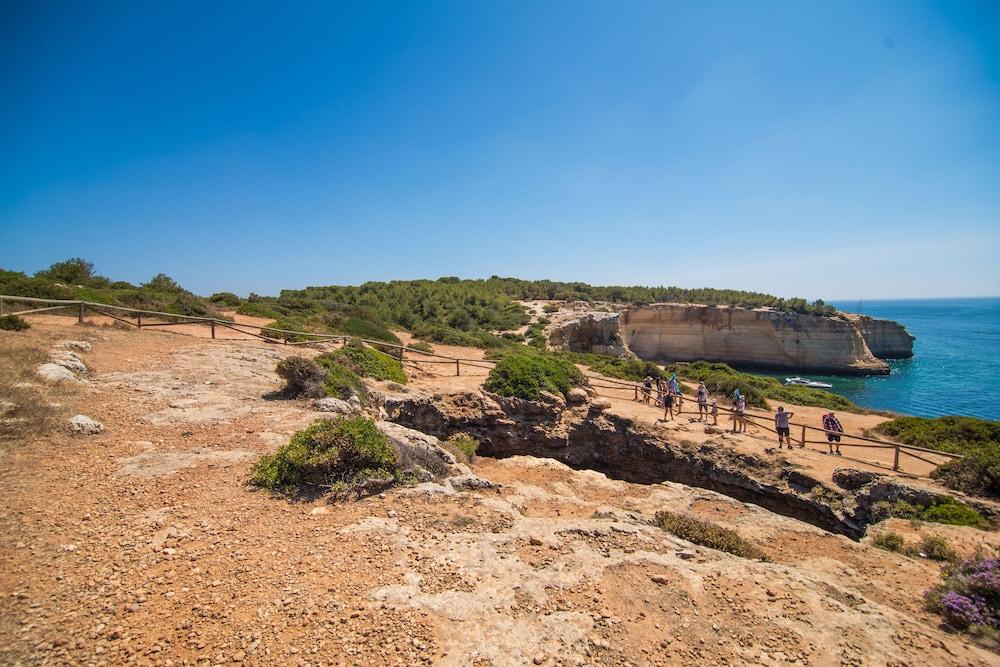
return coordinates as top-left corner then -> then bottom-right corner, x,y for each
822,412 -> 844,455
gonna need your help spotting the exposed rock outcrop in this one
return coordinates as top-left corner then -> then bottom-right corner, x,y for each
854,315 -> 915,359
546,311 -> 627,356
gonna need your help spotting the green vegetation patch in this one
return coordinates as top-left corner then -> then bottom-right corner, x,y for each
665,361 -> 858,411
656,511 -> 768,560
872,531 -> 905,553
873,416 -> 1000,499
553,350 -> 668,383
441,434 -> 480,464
0,314 -> 30,331
328,341 -> 406,383
313,354 -> 369,402
872,497 -> 987,529
484,350 -> 587,400
251,417 -> 400,495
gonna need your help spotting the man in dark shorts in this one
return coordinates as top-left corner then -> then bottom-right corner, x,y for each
662,388 -> 675,420
774,406 -> 795,448
696,381 -> 709,421
822,412 -> 844,455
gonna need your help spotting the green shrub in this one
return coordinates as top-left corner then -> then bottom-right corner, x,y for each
542,303 -> 560,313
872,531 -> 905,552
275,356 -> 326,398
408,341 -> 434,353
551,350 -> 667,382
872,496 -> 987,529
484,351 -> 587,400
920,535 -> 957,562
656,511 -> 768,560
330,341 -> 406,383
314,355 -> 368,402
209,292 -> 243,307
336,317 -> 401,345
236,301 -> 283,320
0,314 -> 30,331
873,416 -> 1000,499
251,417 -> 399,494
921,499 -> 987,529
442,434 -> 479,463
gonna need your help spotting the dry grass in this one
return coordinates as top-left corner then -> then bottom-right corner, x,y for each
0,331 -> 75,444
656,510 -> 769,560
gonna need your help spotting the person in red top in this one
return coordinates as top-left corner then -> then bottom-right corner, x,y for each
822,412 -> 844,456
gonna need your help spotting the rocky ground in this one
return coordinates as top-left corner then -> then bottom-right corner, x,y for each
1,321 -> 997,666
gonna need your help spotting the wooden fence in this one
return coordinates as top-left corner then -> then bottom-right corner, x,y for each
2,293 -> 961,477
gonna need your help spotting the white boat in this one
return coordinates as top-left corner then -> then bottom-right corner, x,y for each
785,376 -> 833,389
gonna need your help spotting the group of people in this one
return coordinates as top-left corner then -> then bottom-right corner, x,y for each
640,375 -> 718,424
639,377 -> 847,455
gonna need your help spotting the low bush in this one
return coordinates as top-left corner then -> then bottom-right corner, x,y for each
442,434 -> 479,463
925,557 -> 1000,641
872,497 -> 987,529
542,303 -> 560,313
872,531 -> 905,553
274,356 -> 327,398
408,341 -> 434,353
330,341 -> 406,383
553,350 -> 667,382
336,317 -> 401,345
314,355 -> 368,402
656,511 -> 768,560
251,417 -> 399,494
921,535 -> 958,562
484,351 -> 587,400
0,314 -> 30,331
410,321 -> 513,349
873,416 -> 1000,500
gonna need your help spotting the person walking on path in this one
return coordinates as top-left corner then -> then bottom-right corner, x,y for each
732,396 -> 747,433
641,376 -> 653,405
774,406 -> 795,448
710,399 -> 718,426
662,387 -> 675,420
823,412 -> 844,455
696,381 -> 709,420
670,374 -> 683,413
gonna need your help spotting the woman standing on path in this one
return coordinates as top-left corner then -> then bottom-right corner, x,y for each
670,374 -> 683,413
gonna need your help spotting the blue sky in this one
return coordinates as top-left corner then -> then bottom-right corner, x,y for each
1,1 -> 998,299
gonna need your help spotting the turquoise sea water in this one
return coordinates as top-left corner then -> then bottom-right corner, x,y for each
766,298 -> 1000,421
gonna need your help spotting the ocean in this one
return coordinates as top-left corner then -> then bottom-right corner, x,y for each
771,298 -> 1000,421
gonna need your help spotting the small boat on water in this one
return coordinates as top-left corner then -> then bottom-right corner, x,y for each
785,377 -> 834,389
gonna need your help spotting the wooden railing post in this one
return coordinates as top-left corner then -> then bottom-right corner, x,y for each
800,424 -> 806,448
0,296 -> 4,316
77,302 -> 85,324
893,445 -> 900,471
634,386 -> 638,401
137,314 -> 142,330
455,359 -> 460,376
210,319 -> 216,339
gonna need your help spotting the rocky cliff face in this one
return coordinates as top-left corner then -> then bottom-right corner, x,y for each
855,315 -> 915,359
545,311 -> 627,356
548,303 -> 915,376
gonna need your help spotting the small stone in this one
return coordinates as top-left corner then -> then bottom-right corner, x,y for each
68,414 -> 104,435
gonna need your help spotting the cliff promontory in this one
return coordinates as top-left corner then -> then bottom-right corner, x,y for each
548,303 -> 915,376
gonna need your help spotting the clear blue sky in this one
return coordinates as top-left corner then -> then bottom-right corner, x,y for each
1,1 -> 998,299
